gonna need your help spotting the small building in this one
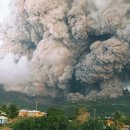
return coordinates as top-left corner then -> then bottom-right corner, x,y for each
28,110 -> 46,117
18,109 -> 28,117
18,109 -> 47,118
0,116 -> 8,125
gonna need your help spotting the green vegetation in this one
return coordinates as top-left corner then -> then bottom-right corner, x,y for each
8,104 -> 19,118
56,95 -> 130,118
0,104 -> 18,118
1,89 -> 130,129
112,111 -> 124,130
10,108 -> 130,130
0,86 -> 38,109
79,119 -> 105,130
0,104 -> 130,130
0,83 -> 130,117
11,107 -> 73,130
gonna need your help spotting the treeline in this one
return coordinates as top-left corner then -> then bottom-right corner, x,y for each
0,104 -> 18,118
11,107 -> 130,130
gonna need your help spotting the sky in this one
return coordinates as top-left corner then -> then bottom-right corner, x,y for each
0,0 -> 11,23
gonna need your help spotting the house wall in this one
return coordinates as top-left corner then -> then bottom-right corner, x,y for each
18,112 -> 28,117
19,110 -> 46,118
28,112 -> 44,117
0,119 -> 8,125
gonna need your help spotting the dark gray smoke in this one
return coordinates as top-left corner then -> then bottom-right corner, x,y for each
0,0 -> 130,101
75,38 -> 129,84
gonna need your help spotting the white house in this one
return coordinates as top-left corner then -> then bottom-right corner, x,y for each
0,116 -> 8,125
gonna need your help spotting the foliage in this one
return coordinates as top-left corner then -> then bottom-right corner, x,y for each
8,104 -> 18,118
111,111 -> 125,130
0,104 -> 18,118
9,107 -> 130,130
60,95 -> 130,118
124,116 -> 130,125
12,107 -> 74,130
0,104 -> 9,114
12,107 -> 118,130
79,119 -> 105,130
73,107 -> 89,126
105,126 -> 113,130
47,107 -> 65,116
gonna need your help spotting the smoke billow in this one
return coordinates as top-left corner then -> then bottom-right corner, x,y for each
0,0 -> 130,101
75,38 -> 129,84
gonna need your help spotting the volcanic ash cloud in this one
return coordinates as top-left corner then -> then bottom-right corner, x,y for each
0,0 -> 130,101
0,54 -> 30,84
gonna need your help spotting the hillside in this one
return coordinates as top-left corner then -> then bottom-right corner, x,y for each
0,85 -> 130,118
0,86 -> 51,110
56,91 -> 130,117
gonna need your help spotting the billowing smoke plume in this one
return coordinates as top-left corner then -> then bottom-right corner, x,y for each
75,38 -> 129,84
0,0 -> 130,101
